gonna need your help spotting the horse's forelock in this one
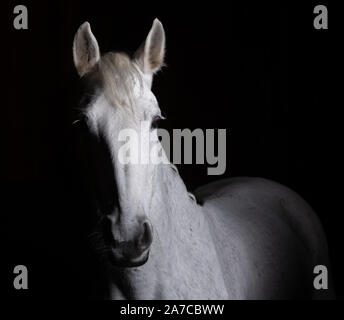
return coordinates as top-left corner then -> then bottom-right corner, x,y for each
97,52 -> 143,110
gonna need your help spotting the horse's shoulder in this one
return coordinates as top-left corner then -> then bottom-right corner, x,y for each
195,177 -> 328,278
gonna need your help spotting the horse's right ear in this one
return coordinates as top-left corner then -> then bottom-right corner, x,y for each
73,22 -> 100,77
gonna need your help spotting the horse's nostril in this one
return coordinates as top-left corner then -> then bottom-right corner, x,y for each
138,221 -> 153,251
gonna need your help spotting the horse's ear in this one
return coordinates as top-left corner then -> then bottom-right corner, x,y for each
134,18 -> 165,75
73,22 -> 100,77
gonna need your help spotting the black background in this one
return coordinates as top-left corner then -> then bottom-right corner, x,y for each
3,1 -> 342,299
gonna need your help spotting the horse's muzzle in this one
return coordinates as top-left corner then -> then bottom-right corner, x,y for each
104,219 -> 153,268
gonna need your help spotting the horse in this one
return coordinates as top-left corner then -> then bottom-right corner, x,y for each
72,19 -> 334,299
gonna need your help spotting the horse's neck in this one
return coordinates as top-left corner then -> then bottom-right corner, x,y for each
154,164 -> 203,235
148,164 -> 228,298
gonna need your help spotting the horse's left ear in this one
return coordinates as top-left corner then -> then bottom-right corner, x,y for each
134,18 -> 166,75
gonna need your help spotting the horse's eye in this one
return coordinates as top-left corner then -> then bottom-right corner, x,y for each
151,115 -> 162,130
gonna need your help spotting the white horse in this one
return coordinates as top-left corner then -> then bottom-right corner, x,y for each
72,19 -> 334,299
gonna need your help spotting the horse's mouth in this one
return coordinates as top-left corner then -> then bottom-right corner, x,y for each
108,248 -> 150,268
